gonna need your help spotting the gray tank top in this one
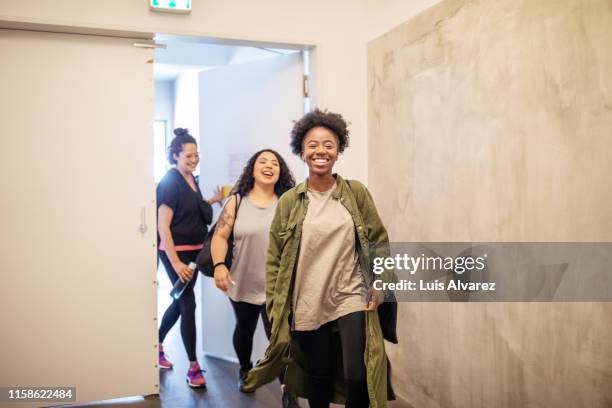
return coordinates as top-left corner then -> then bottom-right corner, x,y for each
228,195 -> 278,305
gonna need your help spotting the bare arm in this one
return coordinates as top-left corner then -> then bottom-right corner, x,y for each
158,204 -> 193,283
211,195 -> 237,292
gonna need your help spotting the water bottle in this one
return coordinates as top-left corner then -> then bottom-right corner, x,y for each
170,262 -> 197,300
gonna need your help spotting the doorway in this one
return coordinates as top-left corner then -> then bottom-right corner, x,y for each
1,20 -> 317,405
153,34 -> 312,406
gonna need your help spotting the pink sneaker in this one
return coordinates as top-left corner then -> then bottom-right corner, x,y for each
159,351 -> 173,369
187,362 -> 207,388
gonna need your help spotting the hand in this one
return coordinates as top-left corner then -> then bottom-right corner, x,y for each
214,264 -> 235,293
365,288 -> 385,311
208,186 -> 224,205
173,261 -> 194,283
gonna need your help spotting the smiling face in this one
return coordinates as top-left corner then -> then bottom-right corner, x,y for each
173,142 -> 199,174
302,126 -> 339,177
252,150 -> 280,187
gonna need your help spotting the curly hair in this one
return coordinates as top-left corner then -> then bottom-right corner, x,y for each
167,128 -> 197,165
232,149 -> 295,197
289,108 -> 350,155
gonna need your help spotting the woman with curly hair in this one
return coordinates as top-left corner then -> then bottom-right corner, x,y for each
210,149 -> 299,406
243,109 -> 398,408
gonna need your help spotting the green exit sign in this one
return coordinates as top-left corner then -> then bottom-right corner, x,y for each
150,0 -> 192,14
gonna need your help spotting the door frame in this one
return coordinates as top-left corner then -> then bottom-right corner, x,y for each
0,17 -> 320,404
0,19 -> 321,110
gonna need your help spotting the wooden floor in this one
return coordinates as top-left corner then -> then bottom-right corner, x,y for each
70,267 -> 289,408
72,353 -> 410,407
72,354 -> 285,407
69,267 -> 409,408
158,354 -> 285,408
71,346 -> 409,408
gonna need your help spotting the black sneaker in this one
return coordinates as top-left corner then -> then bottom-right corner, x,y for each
282,391 -> 300,408
238,367 -> 254,393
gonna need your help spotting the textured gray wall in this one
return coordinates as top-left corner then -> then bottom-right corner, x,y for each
367,0 -> 612,406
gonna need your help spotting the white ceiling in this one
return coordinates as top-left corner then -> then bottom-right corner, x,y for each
153,37 -> 299,82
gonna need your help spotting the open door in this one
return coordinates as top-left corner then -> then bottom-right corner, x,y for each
0,29 -> 157,404
198,52 -> 305,361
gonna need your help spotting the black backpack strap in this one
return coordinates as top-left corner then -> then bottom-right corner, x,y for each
234,193 -> 242,220
229,193 -> 242,238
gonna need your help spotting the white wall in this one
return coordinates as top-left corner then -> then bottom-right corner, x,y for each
0,1 -> 355,181
173,70 -> 200,164
154,80 -> 174,133
155,41 -> 233,67
365,0 -> 444,41
0,1 -> 443,184
227,47 -> 295,66
0,29 -> 158,405
197,52 -> 305,361
0,1 -> 445,184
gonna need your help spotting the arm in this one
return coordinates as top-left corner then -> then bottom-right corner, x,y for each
265,203 -> 283,318
358,185 -> 390,254
211,195 -> 237,292
350,181 -> 393,310
158,204 -> 194,283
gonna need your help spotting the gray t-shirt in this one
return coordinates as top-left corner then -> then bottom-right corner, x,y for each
292,184 -> 366,331
229,195 -> 278,305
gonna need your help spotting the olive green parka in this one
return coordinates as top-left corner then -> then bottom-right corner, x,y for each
242,175 -> 397,407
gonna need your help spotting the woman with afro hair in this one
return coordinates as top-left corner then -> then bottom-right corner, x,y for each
243,109 -> 398,408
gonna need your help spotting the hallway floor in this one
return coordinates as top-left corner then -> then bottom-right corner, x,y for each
75,353 -> 284,407
154,266 -> 286,407
75,265 -> 287,407
71,267 -> 408,407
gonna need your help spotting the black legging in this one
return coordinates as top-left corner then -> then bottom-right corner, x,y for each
229,299 -> 284,383
158,250 -> 199,362
296,311 -> 369,408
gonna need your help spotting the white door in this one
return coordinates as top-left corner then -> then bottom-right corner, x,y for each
198,52 -> 305,361
0,29 -> 157,405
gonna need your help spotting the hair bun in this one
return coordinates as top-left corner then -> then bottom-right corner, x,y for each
173,128 -> 189,136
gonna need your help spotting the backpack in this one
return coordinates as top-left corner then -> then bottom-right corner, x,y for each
196,194 -> 242,277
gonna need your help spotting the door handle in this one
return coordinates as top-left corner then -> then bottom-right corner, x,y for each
139,207 -> 148,234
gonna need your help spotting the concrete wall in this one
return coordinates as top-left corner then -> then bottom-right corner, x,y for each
368,0 -> 612,406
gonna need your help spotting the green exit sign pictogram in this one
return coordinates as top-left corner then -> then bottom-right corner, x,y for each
150,0 -> 192,14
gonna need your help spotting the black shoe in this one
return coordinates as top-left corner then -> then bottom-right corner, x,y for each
282,391 -> 300,408
238,368 -> 254,393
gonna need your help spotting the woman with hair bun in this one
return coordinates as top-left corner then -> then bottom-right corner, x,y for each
156,128 -> 223,388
